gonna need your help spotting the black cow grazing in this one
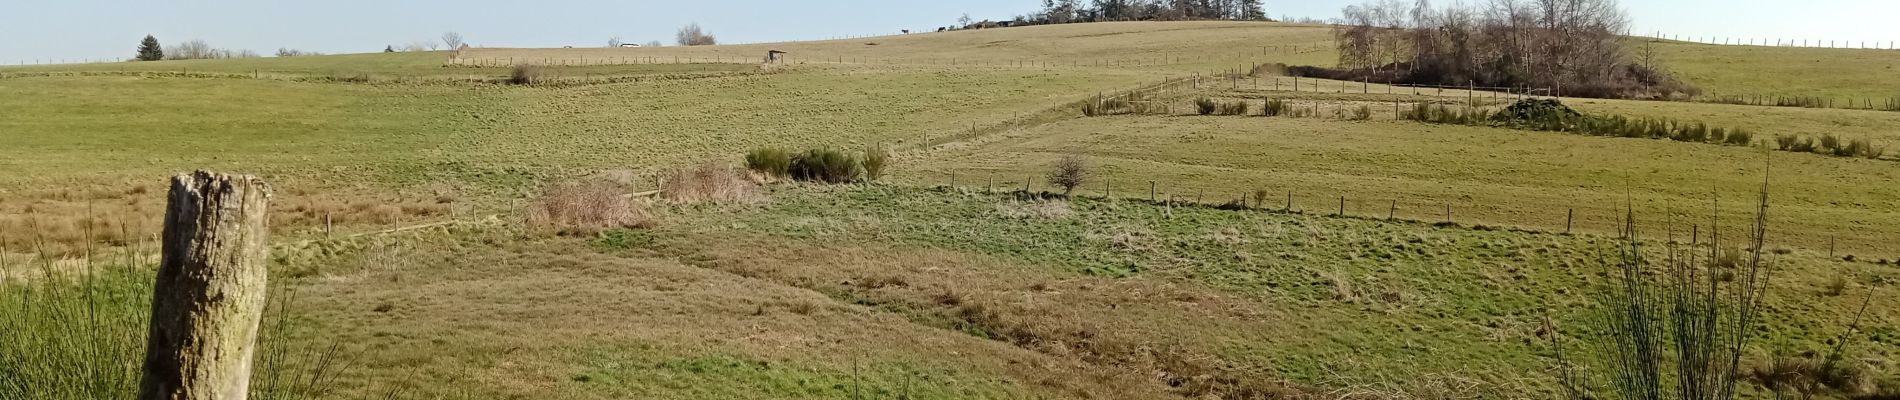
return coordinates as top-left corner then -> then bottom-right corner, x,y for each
902,29 -> 910,34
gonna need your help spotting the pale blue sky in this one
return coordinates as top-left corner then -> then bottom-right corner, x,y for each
4,0 -> 1898,64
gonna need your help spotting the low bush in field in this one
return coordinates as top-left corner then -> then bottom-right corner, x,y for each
526,179 -> 653,234
745,148 -> 792,179
1194,97 -> 1217,115
509,65 -> 546,85
661,163 -> 762,205
1214,100 -> 1249,116
1401,99 -> 1882,160
746,147 -> 888,184
1261,99 -> 1288,117
861,146 -> 889,181
790,148 -> 863,184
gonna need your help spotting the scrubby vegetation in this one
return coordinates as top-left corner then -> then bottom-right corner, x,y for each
525,179 -> 653,235
1397,98 -> 1900,160
1046,155 -> 1090,196
745,146 -> 889,184
1261,98 -> 1288,117
660,163 -> 763,205
1324,0 -> 1696,100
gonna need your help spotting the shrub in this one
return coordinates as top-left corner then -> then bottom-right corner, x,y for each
1262,98 -> 1288,117
789,148 -> 861,183
1214,100 -> 1249,116
1790,136 -> 1818,153
861,146 -> 890,181
1725,128 -> 1753,146
1775,135 -> 1799,151
526,179 -> 653,235
745,148 -> 792,178
1046,155 -> 1090,195
1194,97 -> 1217,115
1351,105 -> 1372,121
660,162 -> 763,205
1820,134 -> 1842,154
509,64 -> 545,85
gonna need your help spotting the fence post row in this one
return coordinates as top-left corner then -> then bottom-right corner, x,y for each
140,171 -> 273,400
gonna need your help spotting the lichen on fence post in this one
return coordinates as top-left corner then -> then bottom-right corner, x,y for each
139,171 -> 273,400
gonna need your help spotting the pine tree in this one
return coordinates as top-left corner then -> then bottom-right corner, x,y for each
384,45 -> 396,53
136,35 -> 164,61
1240,0 -> 1266,20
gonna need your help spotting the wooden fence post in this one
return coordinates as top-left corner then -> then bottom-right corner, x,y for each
1150,181 -> 1157,202
1338,196 -> 1345,216
1565,209 -> 1574,234
140,171 -> 273,400
1389,200 -> 1396,220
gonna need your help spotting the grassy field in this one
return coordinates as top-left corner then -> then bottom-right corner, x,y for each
1648,39 -> 1900,103
457,21 -> 1340,72
6,20 -> 1900,399
249,185 -> 1896,398
0,64 -> 1152,255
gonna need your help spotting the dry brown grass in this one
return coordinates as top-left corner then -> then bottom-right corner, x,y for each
659,162 -> 763,205
525,179 -> 653,235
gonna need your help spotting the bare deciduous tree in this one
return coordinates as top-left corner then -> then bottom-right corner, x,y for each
441,32 -> 465,49
676,24 -> 716,46
607,36 -> 624,48
1329,0 -> 1669,98
1046,155 -> 1091,196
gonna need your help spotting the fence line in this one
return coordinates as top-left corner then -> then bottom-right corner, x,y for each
1644,32 -> 1900,50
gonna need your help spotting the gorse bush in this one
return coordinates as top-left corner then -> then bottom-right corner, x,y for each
1261,98 -> 1288,117
745,148 -> 793,178
1213,100 -> 1249,116
790,148 -> 862,184
509,64 -> 545,85
861,146 -> 889,182
1194,97 -> 1217,115
747,147 -> 889,184
1351,105 -> 1372,120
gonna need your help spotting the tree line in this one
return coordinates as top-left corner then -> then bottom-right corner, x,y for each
996,0 -> 1266,28
1321,0 -> 1693,99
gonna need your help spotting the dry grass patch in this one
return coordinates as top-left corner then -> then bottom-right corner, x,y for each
526,179 -> 653,235
659,162 -> 764,205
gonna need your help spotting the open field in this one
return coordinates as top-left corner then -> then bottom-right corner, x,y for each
83,185 -> 1886,398
1647,39 -> 1900,103
456,21 -> 1340,73
7,20 -> 1900,399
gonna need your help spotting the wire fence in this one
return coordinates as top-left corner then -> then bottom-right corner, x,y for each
1644,32 -> 1900,50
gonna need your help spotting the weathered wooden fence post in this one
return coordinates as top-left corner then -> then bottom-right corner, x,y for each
140,171 -> 273,400
1565,209 -> 1574,234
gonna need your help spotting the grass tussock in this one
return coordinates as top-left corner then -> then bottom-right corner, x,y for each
525,179 -> 653,235
660,162 -> 764,205
861,146 -> 889,182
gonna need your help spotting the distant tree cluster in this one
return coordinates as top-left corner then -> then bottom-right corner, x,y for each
275,48 -> 323,57
164,39 -> 259,60
676,24 -> 716,46
1022,0 -> 1267,26
1326,0 -> 1691,99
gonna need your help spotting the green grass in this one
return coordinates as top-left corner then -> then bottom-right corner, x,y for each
566,344 -> 1026,399
1648,40 -> 1900,103
908,115 -> 1900,257
647,185 -> 1898,397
